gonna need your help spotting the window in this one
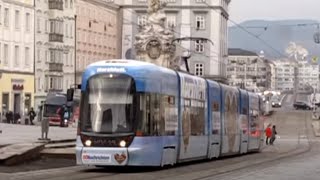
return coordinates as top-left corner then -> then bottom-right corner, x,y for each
65,23 -> 68,37
26,13 -> 30,31
50,77 -> 53,89
14,46 -> 20,66
196,15 -> 205,29
2,93 -> 9,112
37,78 -> 41,91
65,52 -> 69,65
4,8 -> 9,27
137,15 -> 147,26
195,40 -> 205,52
70,24 -> 73,38
45,50 -> 48,62
15,10 -> 20,29
45,20 -> 48,32
0,6 -> 2,25
37,49 -> 41,62
212,101 -> 220,134
195,63 -> 204,76
195,0 -> 206,2
70,0 -> 73,8
4,44 -> 8,65
25,47 -> 30,66
37,18 -> 41,32
49,0 -> 64,10
65,0 -> 68,8
166,14 -> 176,28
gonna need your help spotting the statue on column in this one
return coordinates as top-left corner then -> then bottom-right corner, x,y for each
134,0 -> 176,68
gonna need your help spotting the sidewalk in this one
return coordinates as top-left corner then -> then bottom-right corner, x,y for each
0,123 -> 76,146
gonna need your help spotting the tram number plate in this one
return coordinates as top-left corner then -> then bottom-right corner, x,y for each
82,153 -> 111,163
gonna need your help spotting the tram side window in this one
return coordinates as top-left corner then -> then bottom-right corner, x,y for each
212,101 -> 220,135
136,93 -> 177,136
188,100 -> 205,136
249,109 -> 259,132
160,95 -> 177,135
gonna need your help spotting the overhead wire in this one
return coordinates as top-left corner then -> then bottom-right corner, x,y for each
201,1 -> 288,58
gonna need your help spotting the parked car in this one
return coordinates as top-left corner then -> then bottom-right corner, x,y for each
293,101 -> 312,110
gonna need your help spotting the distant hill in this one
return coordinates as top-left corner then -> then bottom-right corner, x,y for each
228,19 -> 320,59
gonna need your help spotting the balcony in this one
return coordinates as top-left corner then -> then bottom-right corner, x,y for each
49,63 -> 63,72
49,33 -> 63,42
48,0 -> 63,10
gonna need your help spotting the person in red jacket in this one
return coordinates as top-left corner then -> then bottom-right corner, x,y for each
265,124 -> 272,145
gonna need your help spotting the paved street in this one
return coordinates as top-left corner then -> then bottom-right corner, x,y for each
199,143 -> 320,180
276,93 -> 310,112
0,109 -> 314,180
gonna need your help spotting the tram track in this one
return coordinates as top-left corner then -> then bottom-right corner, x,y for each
183,111 -> 314,180
7,111 -> 313,180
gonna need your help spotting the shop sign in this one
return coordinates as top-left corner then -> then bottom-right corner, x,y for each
13,84 -> 24,91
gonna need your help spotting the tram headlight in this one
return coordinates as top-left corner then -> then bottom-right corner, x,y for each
85,140 -> 92,147
119,140 -> 126,147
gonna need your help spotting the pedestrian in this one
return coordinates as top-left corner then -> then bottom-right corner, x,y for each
265,124 -> 272,145
13,112 -> 20,124
57,105 -> 67,127
270,125 -> 278,145
28,107 -> 36,125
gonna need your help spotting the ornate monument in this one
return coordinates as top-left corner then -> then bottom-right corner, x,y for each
134,0 -> 177,68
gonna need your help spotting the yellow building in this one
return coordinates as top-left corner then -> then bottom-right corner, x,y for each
0,0 -> 35,119
0,72 -> 34,115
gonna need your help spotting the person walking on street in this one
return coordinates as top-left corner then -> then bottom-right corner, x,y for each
265,124 -> 272,145
28,108 -> 36,125
270,125 -> 277,145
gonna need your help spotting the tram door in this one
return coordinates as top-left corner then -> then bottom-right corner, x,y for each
207,82 -> 222,159
208,101 -> 222,158
239,90 -> 249,154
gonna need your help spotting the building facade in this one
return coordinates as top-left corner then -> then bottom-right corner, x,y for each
34,0 -> 76,108
0,0 -> 35,116
273,60 -> 296,92
227,48 -> 271,92
297,61 -> 319,92
75,0 -> 121,84
111,0 -> 230,83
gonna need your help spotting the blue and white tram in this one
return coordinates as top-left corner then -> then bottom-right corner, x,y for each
73,60 -> 263,167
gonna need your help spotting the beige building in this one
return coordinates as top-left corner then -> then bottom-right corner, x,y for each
75,0 -> 121,83
227,48 -> 272,92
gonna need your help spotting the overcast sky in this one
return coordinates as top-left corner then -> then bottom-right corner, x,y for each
229,0 -> 320,23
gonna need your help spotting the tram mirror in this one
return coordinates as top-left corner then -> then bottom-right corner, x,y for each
67,88 -> 74,101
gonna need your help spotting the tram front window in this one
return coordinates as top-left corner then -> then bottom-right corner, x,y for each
80,74 -> 136,134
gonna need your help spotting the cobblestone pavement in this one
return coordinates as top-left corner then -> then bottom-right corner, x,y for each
199,143 -> 320,180
0,123 -> 76,146
0,109 -> 312,180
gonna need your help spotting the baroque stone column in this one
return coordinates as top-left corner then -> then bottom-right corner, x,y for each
134,0 -> 176,69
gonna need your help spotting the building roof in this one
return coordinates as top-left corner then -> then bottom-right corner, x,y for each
228,48 -> 258,56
